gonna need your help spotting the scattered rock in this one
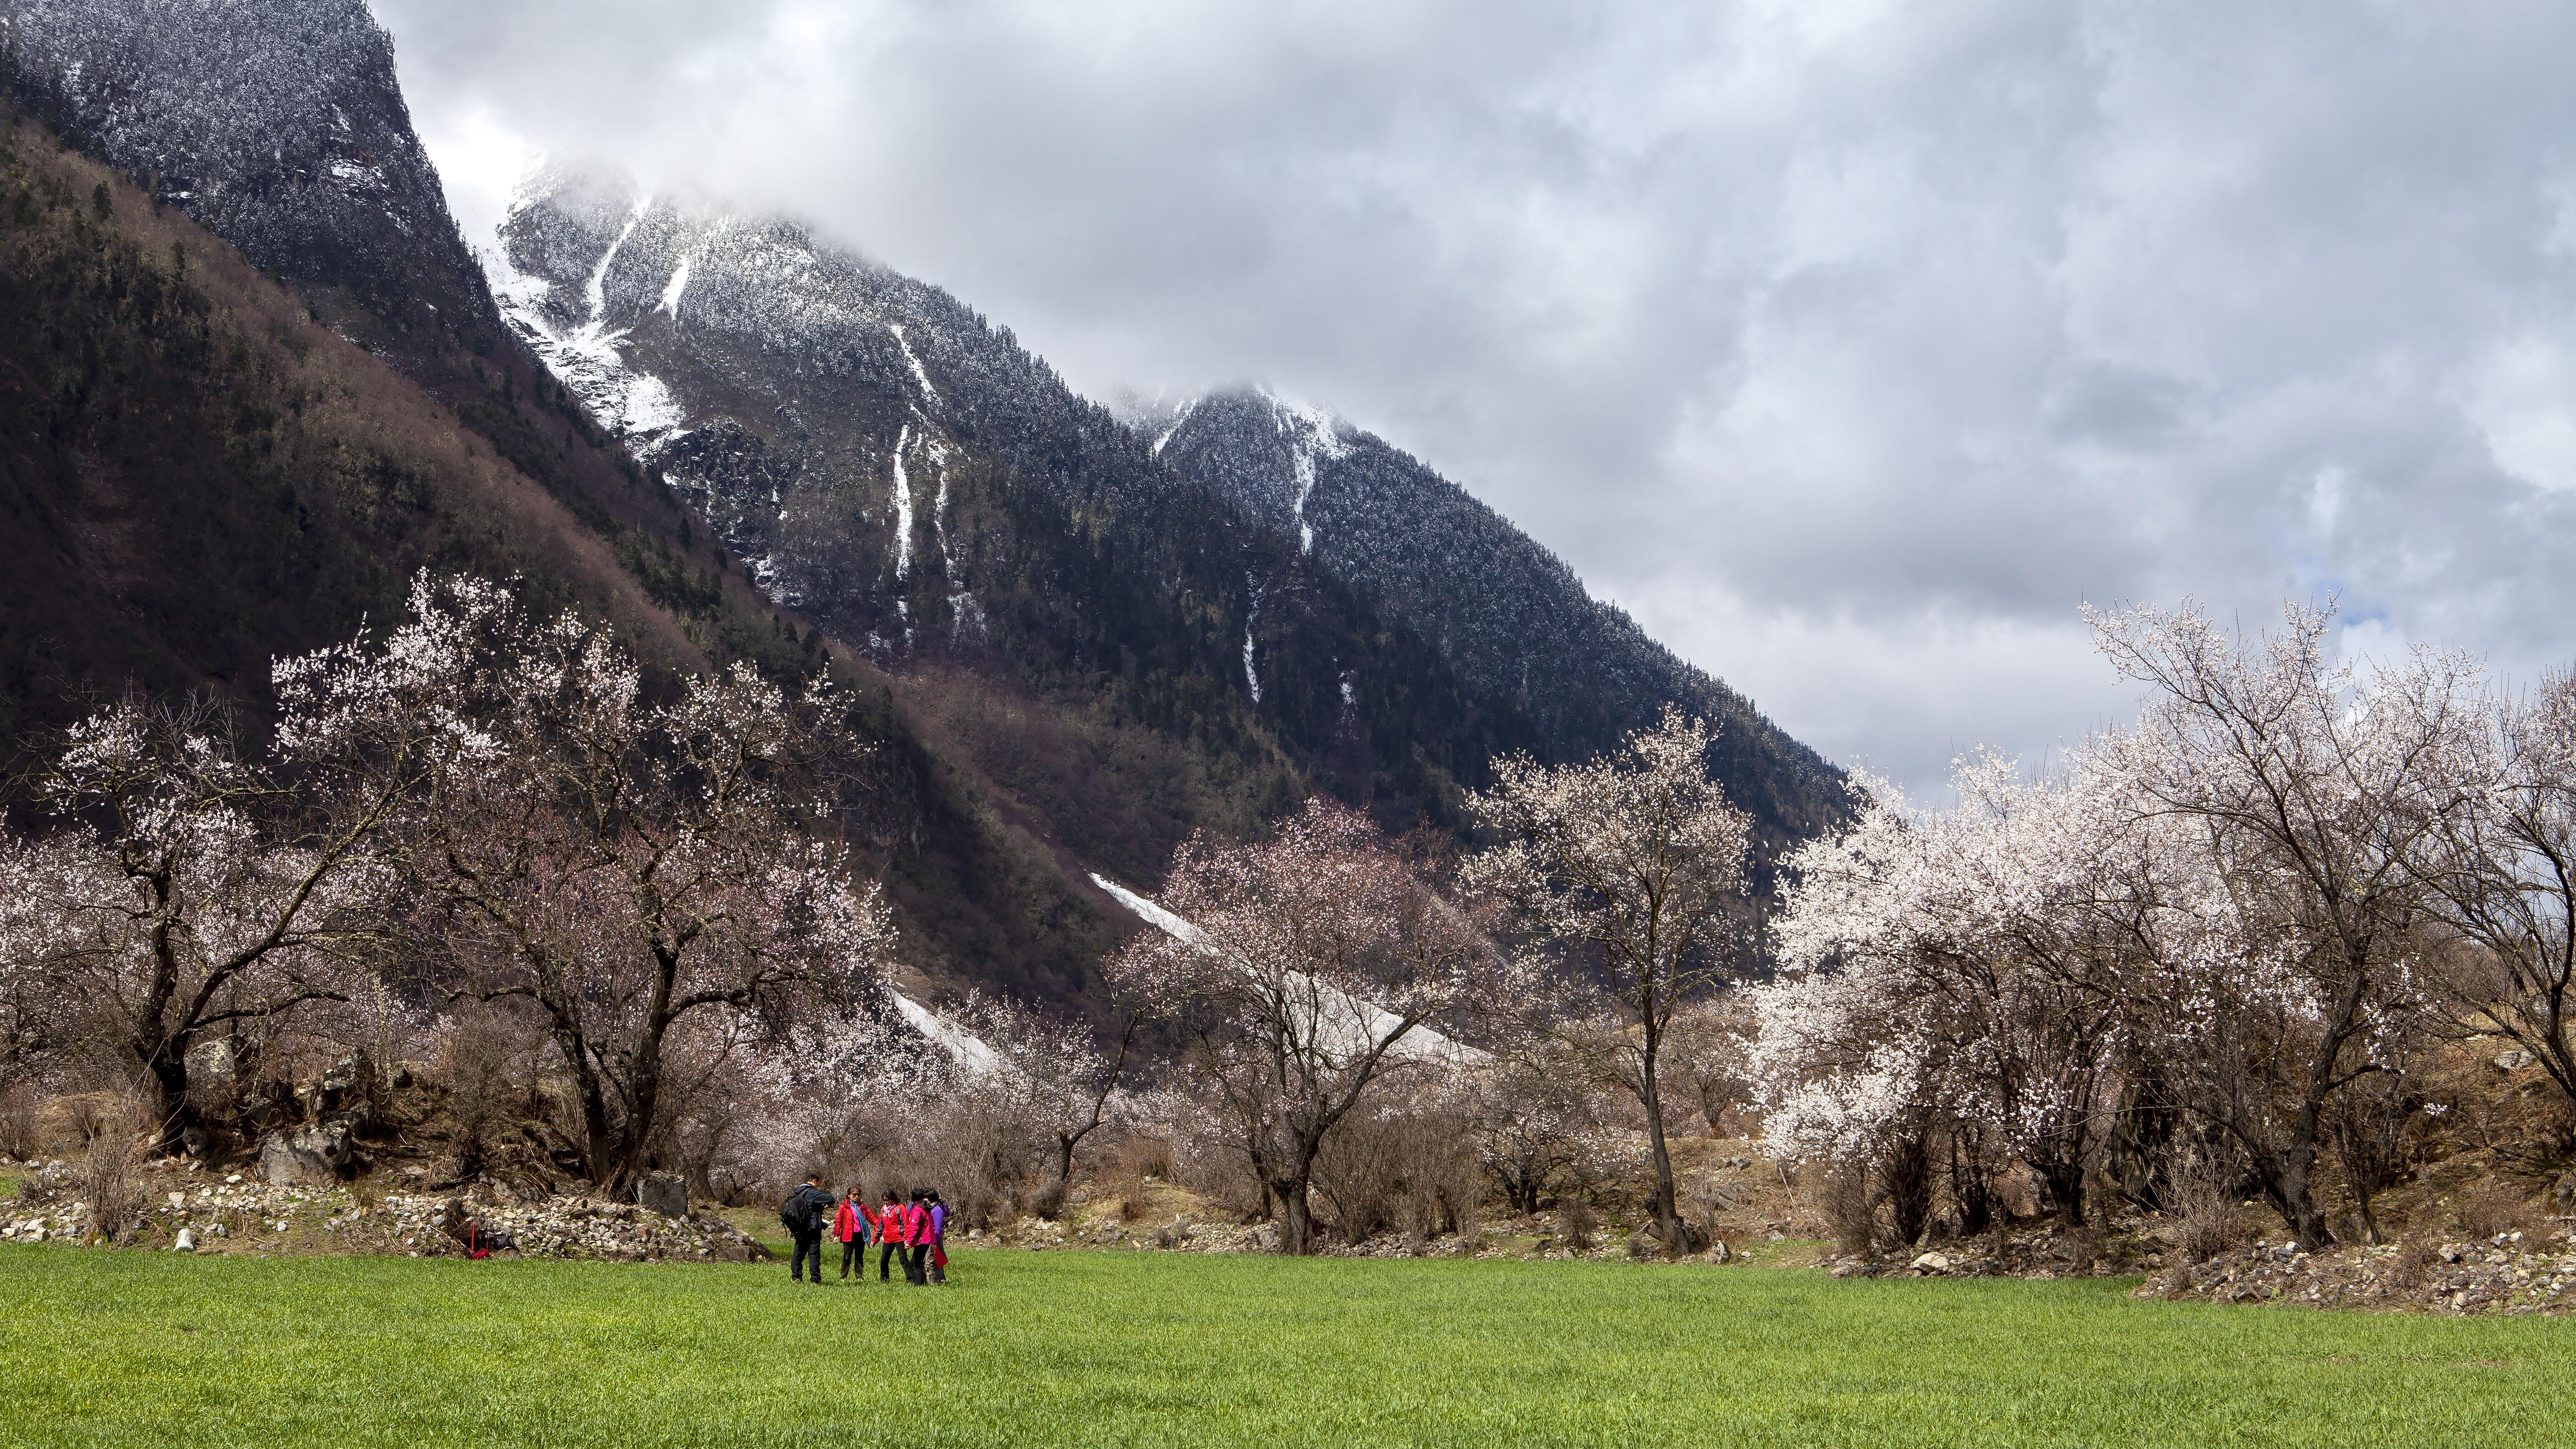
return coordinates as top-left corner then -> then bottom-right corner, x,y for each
2495,1049 -> 2537,1071
2136,1238 -> 2576,1316
1911,1250 -> 1953,1274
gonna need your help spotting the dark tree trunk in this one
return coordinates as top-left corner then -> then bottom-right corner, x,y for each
144,1043 -> 191,1154
1881,1131 -> 1935,1248
1277,1174 -> 1316,1255
1639,1043 -> 1686,1255
2034,1152 -> 2087,1232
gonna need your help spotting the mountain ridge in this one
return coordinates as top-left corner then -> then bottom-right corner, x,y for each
1146,385 -> 1845,848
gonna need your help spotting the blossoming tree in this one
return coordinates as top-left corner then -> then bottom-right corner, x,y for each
1107,798 -> 1502,1255
273,573 -> 897,1197
1463,707 -> 1752,1255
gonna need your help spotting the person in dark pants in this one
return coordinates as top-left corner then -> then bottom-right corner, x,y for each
834,1187 -> 868,1280
782,1174 -> 834,1285
902,1191 -> 932,1285
926,1190 -> 948,1285
874,1188 -> 906,1281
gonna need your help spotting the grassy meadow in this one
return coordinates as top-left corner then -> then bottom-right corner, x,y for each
1,1244 -> 2566,1447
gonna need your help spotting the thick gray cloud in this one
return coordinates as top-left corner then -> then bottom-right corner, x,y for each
372,0 -> 2576,793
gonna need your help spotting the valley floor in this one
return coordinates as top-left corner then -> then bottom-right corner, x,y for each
1,1245 -> 2567,1446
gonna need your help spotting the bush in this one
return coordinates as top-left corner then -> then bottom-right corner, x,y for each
1020,1179 -> 1068,1221
1555,1200 -> 1599,1252
1312,1095 -> 1481,1247
2168,1156 -> 2246,1263
1817,1162 -> 1876,1258
75,1094 -> 150,1243
2452,1183 -> 2541,1242
0,1083 -> 45,1160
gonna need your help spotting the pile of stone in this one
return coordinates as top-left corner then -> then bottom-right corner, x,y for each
1820,1216 -> 2170,1280
0,1159 -> 78,1243
2135,1231 -> 2576,1315
0,1156 -> 762,1263
378,1191 -> 765,1263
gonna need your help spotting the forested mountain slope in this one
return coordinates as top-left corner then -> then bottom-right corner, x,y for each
488,167 -> 1539,864
1146,388 -> 1847,847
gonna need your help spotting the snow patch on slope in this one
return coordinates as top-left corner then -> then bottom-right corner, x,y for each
1242,583 -> 1262,703
891,422 -> 916,581
891,323 -> 940,406
1087,873 -> 1486,1066
1089,874 -> 1208,946
894,992 -> 1000,1074
1257,387 -> 1349,554
1151,396 -> 1200,457
486,188 -> 688,444
658,249 -> 696,318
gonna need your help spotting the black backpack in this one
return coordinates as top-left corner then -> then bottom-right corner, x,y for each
778,1190 -> 811,1234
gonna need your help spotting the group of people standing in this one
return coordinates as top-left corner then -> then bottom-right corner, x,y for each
780,1176 -> 949,1287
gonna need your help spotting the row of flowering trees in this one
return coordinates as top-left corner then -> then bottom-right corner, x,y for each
27,569 -> 2555,1258
1756,600 -> 2576,1251
71,572 -> 2534,1259
0,573 -> 898,1195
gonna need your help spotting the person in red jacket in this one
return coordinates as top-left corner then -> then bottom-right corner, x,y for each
872,1189 -> 905,1282
833,1188 -> 868,1281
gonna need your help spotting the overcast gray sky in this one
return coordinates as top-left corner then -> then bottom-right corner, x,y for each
372,0 -> 2576,794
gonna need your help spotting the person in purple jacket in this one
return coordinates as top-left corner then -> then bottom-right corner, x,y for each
927,1190 -> 949,1285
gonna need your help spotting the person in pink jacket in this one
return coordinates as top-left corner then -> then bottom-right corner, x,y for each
902,1192 -> 932,1286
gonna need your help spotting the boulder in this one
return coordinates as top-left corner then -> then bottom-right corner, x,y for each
1911,1250 -> 1954,1274
259,1121 -> 359,1184
638,1172 -> 688,1219
1708,1239 -> 1731,1265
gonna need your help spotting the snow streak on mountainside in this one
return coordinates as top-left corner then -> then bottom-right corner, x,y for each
1149,389 -> 1847,843
893,992 -> 1001,1074
1088,874 -> 1482,1066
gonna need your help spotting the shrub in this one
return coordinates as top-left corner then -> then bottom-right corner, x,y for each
1556,1199 -> 1599,1252
1021,1179 -> 1068,1221
2452,1183 -> 2541,1242
1822,1163 -> 1876,1259
75,1094 -> 150,1243
2168,1156 -> 2246,1263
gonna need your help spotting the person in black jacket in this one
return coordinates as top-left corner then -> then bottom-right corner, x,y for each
782,1174 -> 834,1285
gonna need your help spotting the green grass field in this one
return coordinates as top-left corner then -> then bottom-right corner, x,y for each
2,1244 -> 2568,1447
